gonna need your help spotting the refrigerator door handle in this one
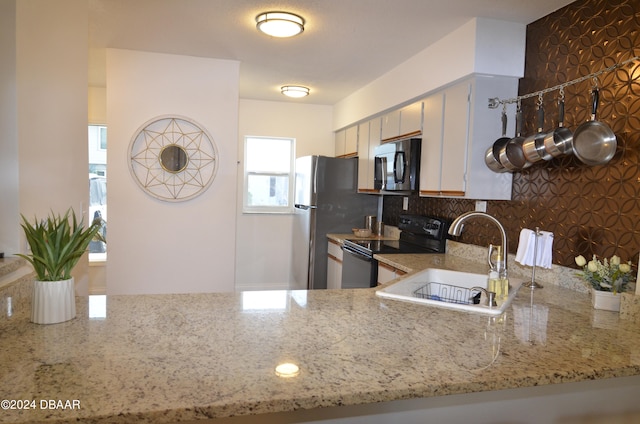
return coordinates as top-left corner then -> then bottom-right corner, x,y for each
294,204 -> 317,210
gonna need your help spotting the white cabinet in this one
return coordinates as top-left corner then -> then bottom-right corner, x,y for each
377,262 -> 406,285
334,129 -> 345,157
380,110 -> 401,141
327,239 -> 343,289
357,118 -> 381,193
381,101 -> 423,142
345,125 -> 358,156
399,102 -> 423,137
419,91 -> 445,195
419,75 -> 517,200
334,126 -> 358,158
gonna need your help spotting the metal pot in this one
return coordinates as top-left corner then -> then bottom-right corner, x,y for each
485,109 -> 510,173
522,103 -> 552,163
572,88 -> 617,166
499,107 -> 530,171
543,97 -> 573,157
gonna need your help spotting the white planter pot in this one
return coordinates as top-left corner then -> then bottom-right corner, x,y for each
31,278 -> 76,324
591,289 -> 621,312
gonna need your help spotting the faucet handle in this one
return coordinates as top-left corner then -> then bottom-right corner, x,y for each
471,287 -> 497,307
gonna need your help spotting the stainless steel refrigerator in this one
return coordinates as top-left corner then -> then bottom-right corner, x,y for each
292,156 -> 378,290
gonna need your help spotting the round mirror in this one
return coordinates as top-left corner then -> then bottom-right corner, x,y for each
160,144 -> 188,173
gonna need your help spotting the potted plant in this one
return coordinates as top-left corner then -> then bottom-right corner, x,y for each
17,209 -> 102,324
575,254 -> 635,311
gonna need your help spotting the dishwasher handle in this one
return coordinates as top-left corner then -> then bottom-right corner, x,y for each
341,245 -> 373,262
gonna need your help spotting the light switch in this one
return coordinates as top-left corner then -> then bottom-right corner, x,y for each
402,197 -> 409,210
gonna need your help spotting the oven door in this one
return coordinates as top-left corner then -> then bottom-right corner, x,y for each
341,245 -> 378,288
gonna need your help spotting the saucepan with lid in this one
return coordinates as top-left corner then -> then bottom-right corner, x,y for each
572,85 -> 617,166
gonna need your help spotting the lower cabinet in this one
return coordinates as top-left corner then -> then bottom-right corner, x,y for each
327,240 -> 343,289
377,262 -> 406,285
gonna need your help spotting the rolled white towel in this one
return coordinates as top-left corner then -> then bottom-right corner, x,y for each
516,229 -> 554,268
539,231 -> 553,269
515,229 -> 533,265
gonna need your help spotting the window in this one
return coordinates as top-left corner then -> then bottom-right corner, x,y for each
243,136 -> 295,213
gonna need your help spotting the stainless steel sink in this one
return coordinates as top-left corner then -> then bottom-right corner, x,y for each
376,268 -> 521,315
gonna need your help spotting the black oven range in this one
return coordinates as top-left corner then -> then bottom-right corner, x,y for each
341,215 -> 449,289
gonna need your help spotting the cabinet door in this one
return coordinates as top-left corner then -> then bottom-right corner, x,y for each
327,256 -> 342,289
327,240 -> 343,289
380,110 -> 401,141
420,92 -> 445,195
345,125 -> 358,157
357,121 -> 372,191
400,101 -> 423,137
440,82 -> 471,196
334,129 -> 346,157
377,263 -> 396,285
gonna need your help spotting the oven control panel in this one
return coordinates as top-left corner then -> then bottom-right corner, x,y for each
398,215 -> 448,240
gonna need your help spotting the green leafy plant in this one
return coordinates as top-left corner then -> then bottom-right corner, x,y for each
17,209 -> 102,281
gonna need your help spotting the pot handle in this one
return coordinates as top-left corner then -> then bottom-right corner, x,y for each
591,87 -> 599,121
501,108 -> 508,137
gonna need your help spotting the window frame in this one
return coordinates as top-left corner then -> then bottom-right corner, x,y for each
242,136 -> 295,214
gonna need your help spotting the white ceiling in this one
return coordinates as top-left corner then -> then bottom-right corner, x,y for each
89,0 -> 575,105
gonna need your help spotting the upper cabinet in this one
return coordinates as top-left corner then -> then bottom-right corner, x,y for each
380,101 -> 423,141
399,102 -> 423,138
357,117 -> 381,192
335,125 -> 358,158
419,75 -> 518,200
380,110 -> 400,141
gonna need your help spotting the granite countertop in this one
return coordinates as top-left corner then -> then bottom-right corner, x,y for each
2,254 -> 640,423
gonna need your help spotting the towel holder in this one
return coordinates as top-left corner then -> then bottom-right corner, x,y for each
522,227 -> 544,289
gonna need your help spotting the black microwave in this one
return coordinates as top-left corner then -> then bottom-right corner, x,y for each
374,138 -> 421,191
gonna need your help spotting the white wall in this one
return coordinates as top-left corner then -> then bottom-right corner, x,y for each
106,49 -> 239,295
333,18 -> 526,130
236,99 -> 333,291
15,0 -> 90,293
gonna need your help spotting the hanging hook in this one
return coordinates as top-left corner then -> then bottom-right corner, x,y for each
592,76 -> 599,89
559,86 -> 565,101
537,92 -> 543,107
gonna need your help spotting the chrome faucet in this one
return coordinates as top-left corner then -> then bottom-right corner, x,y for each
448,211 -> 508,275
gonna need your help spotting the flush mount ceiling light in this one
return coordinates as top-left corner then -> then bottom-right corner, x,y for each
256,11 -> 305,38
281,85 -> 310,98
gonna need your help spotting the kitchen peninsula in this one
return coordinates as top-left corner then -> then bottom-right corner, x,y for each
2,252 -> 640,424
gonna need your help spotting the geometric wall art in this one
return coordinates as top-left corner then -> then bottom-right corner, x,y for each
128,116 -> 218,202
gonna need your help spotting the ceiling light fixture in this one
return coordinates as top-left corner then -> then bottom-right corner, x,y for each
281,85 -> 310,98
256,12 -> 305,38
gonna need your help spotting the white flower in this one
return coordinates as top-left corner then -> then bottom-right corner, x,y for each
587,260 -> 598,272
575,255 -> 587,267
620,263 -> 631,273
610,255 -> 621,266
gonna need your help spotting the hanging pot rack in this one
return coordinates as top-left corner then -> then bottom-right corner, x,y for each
488,55 -> 640,109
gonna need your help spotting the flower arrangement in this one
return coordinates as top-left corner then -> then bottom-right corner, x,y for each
575,254 -> 634,293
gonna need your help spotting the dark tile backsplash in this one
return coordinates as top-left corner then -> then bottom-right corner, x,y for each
383,0 -> 640,270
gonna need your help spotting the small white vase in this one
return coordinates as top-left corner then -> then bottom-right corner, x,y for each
31,278 -> 76,324
591,289 -> 621,312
